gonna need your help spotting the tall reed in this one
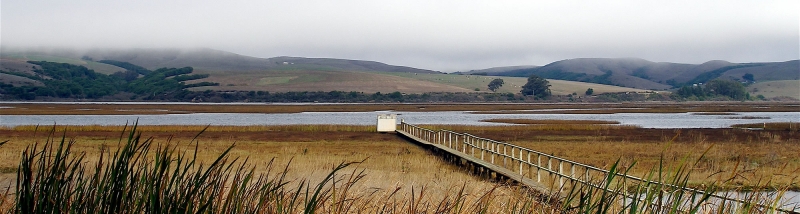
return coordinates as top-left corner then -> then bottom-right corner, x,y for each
2,123 -> 795,213
556,151 -> 797,213
3,123 -> 554,213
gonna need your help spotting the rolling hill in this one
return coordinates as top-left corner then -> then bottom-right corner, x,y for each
10,47 -> 794,99
453,65 -> 540,75
2,48 -> 439,74
495,58 -> 799,91
747,80 -> 800,100
1,48 -> 655,95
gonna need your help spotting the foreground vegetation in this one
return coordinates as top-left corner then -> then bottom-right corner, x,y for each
0,123 -> 798,213
0,124 -> 550,213
426,123 -> 800,191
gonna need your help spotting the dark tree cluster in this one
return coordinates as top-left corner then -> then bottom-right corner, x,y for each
673,79 -> 748,101
520,75 -> 551,99
0,61 -> 217,100
183,90 -> 525,103
0,61 -> 125,99
487,78 -> 504,92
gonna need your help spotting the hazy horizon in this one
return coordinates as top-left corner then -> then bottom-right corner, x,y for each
2,1 -> 798,72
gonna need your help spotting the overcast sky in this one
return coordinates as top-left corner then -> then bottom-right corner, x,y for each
2,0 -> 798,71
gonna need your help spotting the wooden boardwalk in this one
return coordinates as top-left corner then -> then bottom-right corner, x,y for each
397,129 -> 550,193
397,122 -> 799,214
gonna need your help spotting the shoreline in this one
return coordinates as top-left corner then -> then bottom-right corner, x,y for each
1,101 -> 798,115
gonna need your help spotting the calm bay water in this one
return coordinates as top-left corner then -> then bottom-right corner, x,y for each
1,111 -> 797,128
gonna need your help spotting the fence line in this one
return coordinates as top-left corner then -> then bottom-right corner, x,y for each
399,122 -> 797,213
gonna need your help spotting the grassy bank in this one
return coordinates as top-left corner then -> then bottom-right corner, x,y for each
1,124 -> 796,213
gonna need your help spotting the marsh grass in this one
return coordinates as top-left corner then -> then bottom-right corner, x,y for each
419,123 -> 639,132
2,122 -> 798,213
732,122 -> 800,131
561,154 -> 799,213
692,112 -> 739,115
0,124 -> 561,213
481,119 -> 620,125
726,116 -> 772,119
4,124 -> 376,133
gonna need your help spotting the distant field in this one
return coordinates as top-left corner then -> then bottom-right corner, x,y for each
196,70 -> 472,93
2,54 -> 125,74
0,73 -> 43,87
381,72 -> 654,95
748,80 -> 800,100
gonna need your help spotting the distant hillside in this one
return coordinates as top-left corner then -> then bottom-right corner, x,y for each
454,65 -> 540,75
495,58 -> 799,90
747,80 -> 800,100
719,60 -> 799,82
0,48 -> 458,94
1,48 -> 440,74
0,59 -> 44,87
269,56 -> 440,74
4,47 -> 793,98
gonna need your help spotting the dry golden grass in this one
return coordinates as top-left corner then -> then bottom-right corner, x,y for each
2,124 -> 797,193
0,127 -> 555,212
4,124 -> 375,132
2,123 -> 798,212
748,80 -> 800,100
456,129 -> 800,191
480,119 -> 620,125
732,122 -> 800,131
418,124 -> 639,132
692,112 -> 738,115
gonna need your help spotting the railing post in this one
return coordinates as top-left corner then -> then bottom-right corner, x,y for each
510,147 -> 515,170
571,163 -> 576,182
537,154 -> 542,183
519,149 -> 524,175
448,132 -> 452,148
547,157 -> 552,184
526,151 -> 532,179
456,134 -> 460,150
585,168 -> 590,181
559,160 -> 565,189
471,139 -> 475,156
462,136 -> 467,153
502,144 -> 508,168
480,140 -> 485,160
490,142 -> 495,164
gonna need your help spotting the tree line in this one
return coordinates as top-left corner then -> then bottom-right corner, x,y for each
672,79 -> 749,101
0,61 -> 218,100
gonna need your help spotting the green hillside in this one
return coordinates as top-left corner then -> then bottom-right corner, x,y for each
0,48 -> 691,99
380,72 -> 653,95
2,53 -> 125,74
747,80 -> 800,100
496,58 -> 799,91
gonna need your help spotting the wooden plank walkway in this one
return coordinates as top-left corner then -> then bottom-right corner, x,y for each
396,122 -> 799,214
397,130 -> 551,194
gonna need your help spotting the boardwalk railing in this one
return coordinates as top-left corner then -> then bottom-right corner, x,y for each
399,122 -> 798,213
